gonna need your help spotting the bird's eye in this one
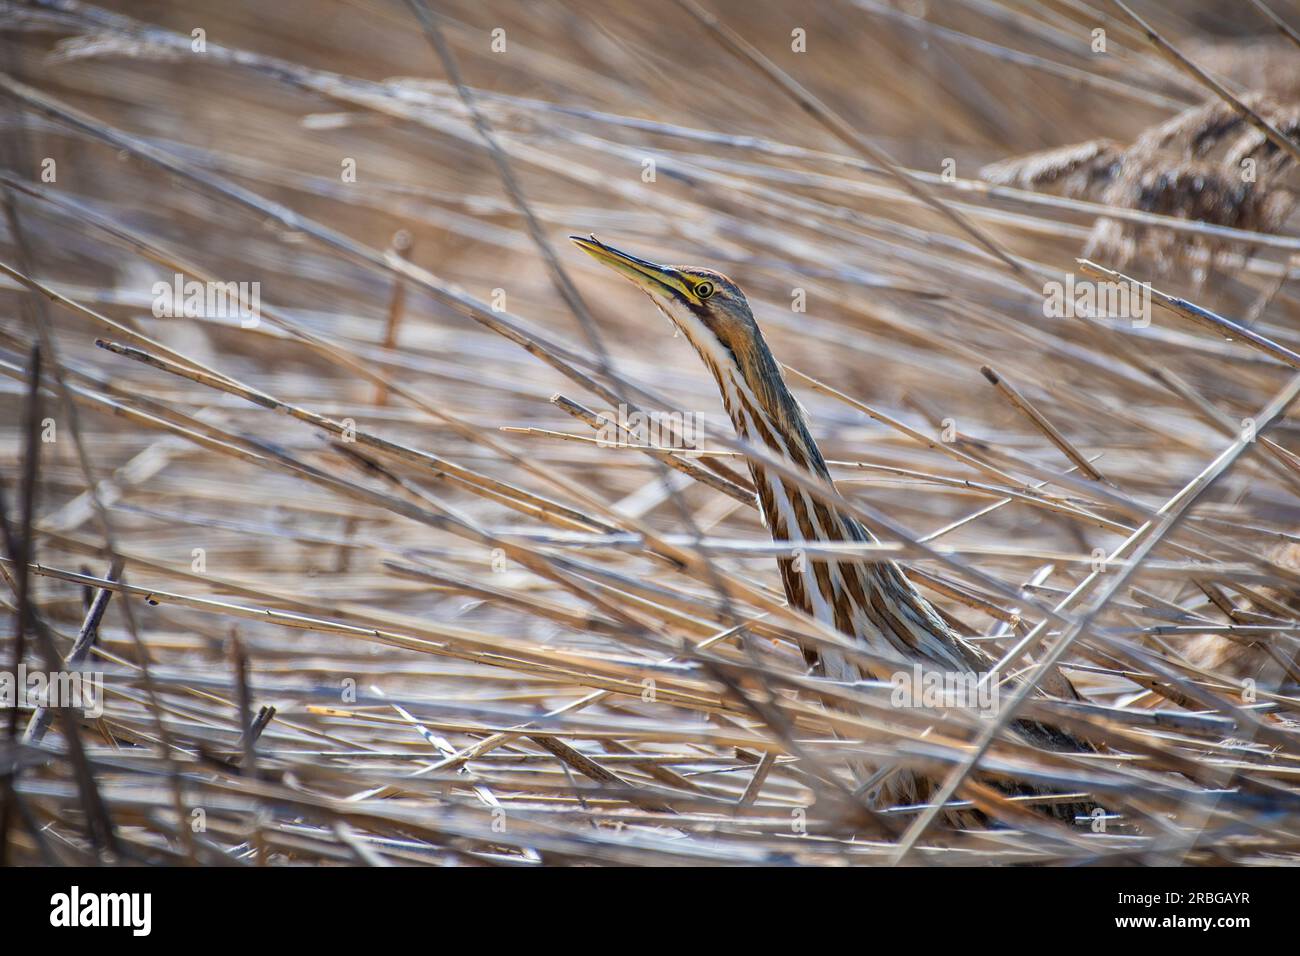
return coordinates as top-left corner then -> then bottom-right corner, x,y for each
695,281 -> 715,299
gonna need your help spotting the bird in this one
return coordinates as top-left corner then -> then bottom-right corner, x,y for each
572,234 -> 1096,825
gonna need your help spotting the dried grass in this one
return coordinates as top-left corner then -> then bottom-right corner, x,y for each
984,92 -> 1300,281
1,0 -> 1300,865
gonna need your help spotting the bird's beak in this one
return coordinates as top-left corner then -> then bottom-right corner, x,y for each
569,235 -> 701,306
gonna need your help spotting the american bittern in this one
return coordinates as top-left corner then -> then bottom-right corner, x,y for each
573,235 -> 1095,824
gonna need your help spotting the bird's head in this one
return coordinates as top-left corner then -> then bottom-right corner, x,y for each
570,235 -> 771,387
571,235 -> 825,474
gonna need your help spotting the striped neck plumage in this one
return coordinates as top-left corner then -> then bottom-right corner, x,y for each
703,333 -> 983,679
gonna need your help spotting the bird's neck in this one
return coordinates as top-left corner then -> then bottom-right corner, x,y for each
711,360 -> 833,484
711,361 -> 981,676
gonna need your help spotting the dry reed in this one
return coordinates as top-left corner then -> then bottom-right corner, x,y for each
2,0 -> 1300,866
